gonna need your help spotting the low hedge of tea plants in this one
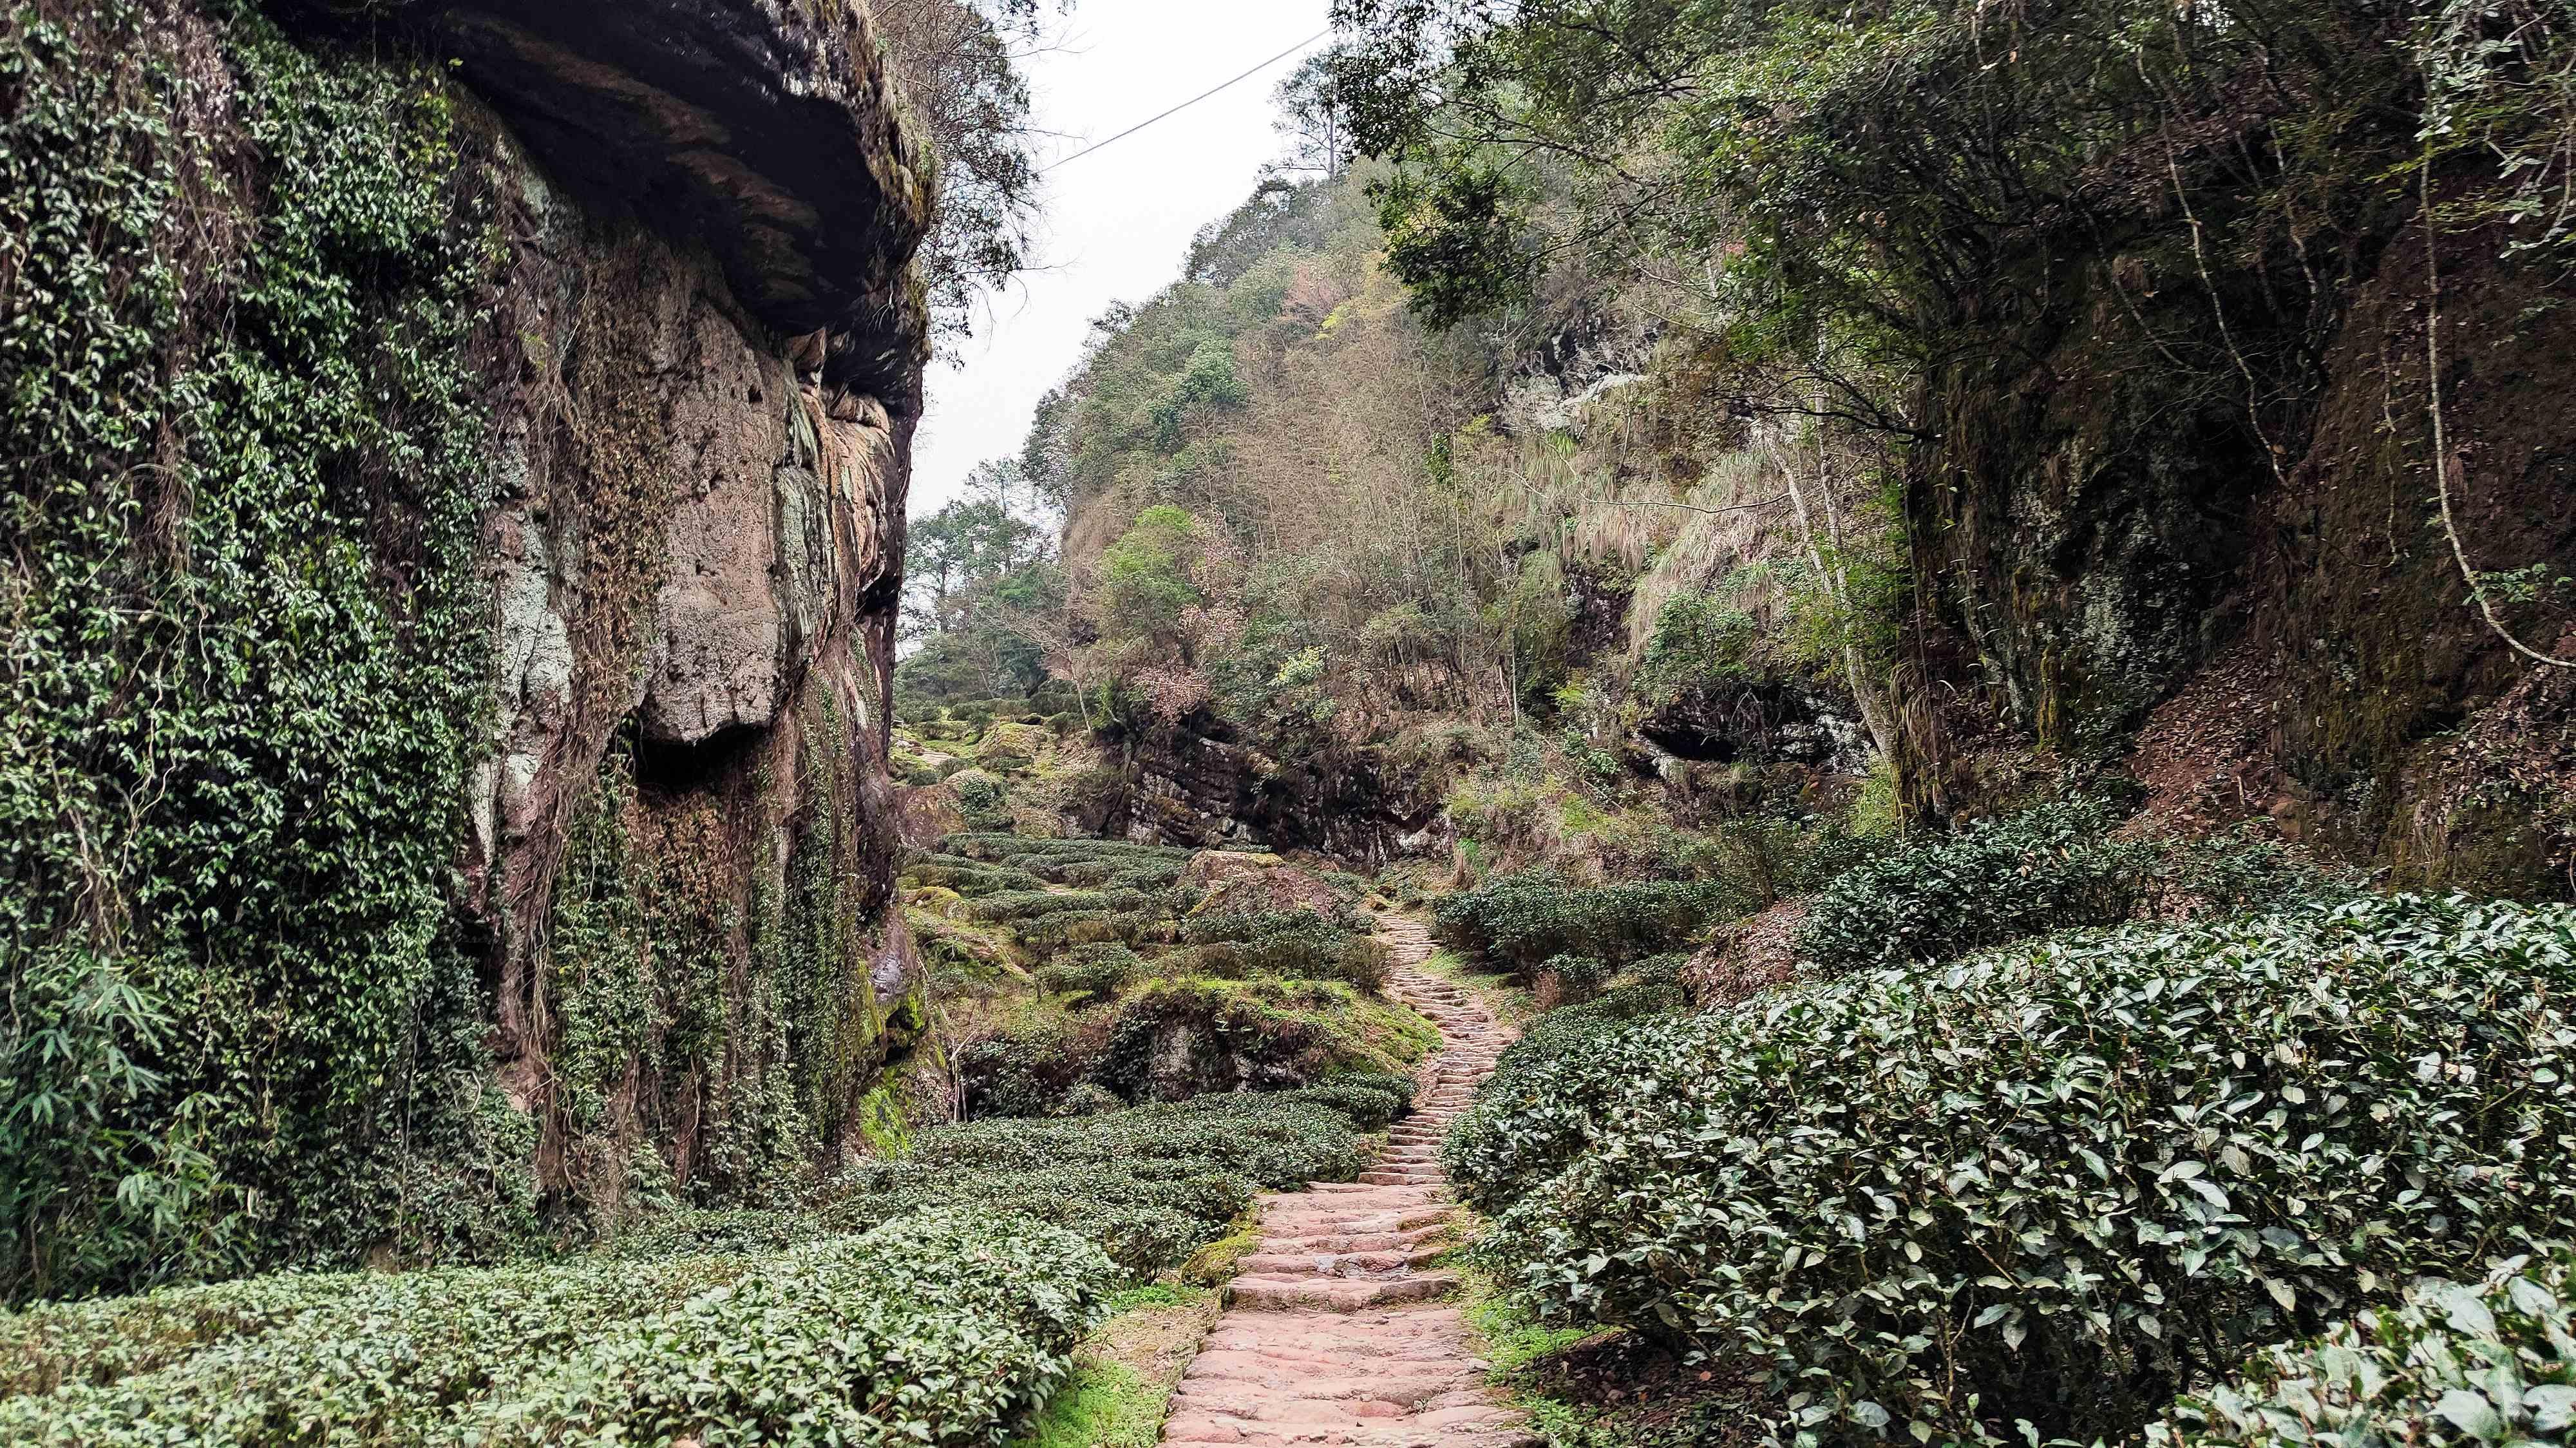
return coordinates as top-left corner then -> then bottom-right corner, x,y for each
1450,895 -> 2576,1448
0,1081 -> 1406,1441
2149,1239 -> 2575,1448
819,1081 -> 1414,1276
465,1211 -> 1114,1447
0,1211 -> 1112,1447
1434,871 -> 1739,977
1795,801 -> 2356,975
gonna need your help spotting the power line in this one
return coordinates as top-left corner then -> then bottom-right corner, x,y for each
1039,28 -> 1331,174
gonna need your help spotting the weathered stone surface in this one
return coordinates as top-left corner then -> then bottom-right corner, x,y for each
893,781 -> 967,852
381,4 -> 931,1193
974,719 -> 1051,772
278,0 -> 932,400
1182,851 -> 1343,918
1107,716 -> 1448,864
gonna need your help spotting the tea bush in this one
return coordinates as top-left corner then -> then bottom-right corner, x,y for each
2,1212 -> 1120,1444
969,888 -> 1159,924
1436,872 -> 1738,976
1537,953 -> 1609,1002
0,1250 -> 754,1439
1454,896 -> 2576,1448
1797,805 -> 2367,976
1444,973 -> 1696,1215
823,1166 -> 1244,1277
2149,1240 -> 2575,1448
466,1210 -> 1115,1447
0,1269 -> 366,1396
1182,910 -> 1393,990
1794,799 -> 2156,973
1035,944 -> 1144,1003
904,855 -> 1048,896
813,1084 -> 1401,1275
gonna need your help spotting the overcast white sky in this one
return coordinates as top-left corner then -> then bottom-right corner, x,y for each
908,0 -> 1334,517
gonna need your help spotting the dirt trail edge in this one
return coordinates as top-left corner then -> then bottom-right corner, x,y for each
1159,915 -> 1531,1447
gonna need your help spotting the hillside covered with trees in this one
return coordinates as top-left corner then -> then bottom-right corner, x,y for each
7,0 -> 2576,1445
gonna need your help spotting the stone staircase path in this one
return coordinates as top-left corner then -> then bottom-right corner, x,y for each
1160,915 -> 1530,1447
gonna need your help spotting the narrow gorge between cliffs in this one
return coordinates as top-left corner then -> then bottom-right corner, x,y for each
5,2 -> 2575,1447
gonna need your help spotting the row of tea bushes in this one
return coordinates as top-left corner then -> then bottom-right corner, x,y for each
1447,895 -> 2576,1448
603,1080 -> 1414,1279
2151,1239 -> 2575,1448
0,1210 -> 1112,1446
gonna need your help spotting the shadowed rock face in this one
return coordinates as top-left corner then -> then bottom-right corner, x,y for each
360,1 -> 937,1197
282,0 -> 931,401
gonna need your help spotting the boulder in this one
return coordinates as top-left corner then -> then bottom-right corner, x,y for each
974,719 -> 1051,773
1182,850 -> 1344,918
892,782 -> 964,852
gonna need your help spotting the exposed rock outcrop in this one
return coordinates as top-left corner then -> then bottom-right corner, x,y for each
432,0 -> 931,1205
4,0 -> 933,1277
276,0 -> 932,401
1911,159 -> 2575,891
1108,717 -> 1450,864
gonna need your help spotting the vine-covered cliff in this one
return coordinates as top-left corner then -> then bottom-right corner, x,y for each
0,0 -> 931,1300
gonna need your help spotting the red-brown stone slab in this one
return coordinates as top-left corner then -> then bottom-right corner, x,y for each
1158,917 -> 1534,1448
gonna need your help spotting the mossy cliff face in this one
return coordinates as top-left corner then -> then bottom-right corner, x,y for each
0,0 -> 926,1300
1908,133 -> 2574,892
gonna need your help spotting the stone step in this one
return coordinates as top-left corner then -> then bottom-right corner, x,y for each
1264,1223 -> 1451,1255
1233,1242 -> 1448,1277
1162,921 -> 1524,1447
1226,1271 -> 1457,1312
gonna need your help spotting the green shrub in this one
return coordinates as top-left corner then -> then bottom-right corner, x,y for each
1182,910 -> 1391,990
2150,1240 -> 2575,1448
969,889 -> 1154,924
464,1210 -> 1116,1447
949,770 -> 1013,830
831,1091 -> 1386,1273
1795,799 -> 2155,973
1015,908 -> 1173,951
1637,593 -> 1757,703
1796,806 -> 2365,976
1108,861 -> 1187,891
821,1163 -> 1253,1278
946,834 -> 1189,872
1034,945 -> 1144,1004
0,1252 -> 754,1441
1283,1082 -> 1410,1132
600,1208 -> 828,1262
954,1023 -> 1102,1119
1435,872 -> 1736,976
1537,953 -> 1607,1002
1453,896 -> 2576,1448
902,856 -> 1048,897
1324,1071 -> 1421,1114
0,1270 -> 365,1398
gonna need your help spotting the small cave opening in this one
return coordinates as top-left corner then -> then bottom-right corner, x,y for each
1639,721 -> 1744,763
632,721 -> 766,797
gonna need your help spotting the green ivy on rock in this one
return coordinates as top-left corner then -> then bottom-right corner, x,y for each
0,0 -> 513,1300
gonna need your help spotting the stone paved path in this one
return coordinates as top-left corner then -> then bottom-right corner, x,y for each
1160,915 -> 1530,1447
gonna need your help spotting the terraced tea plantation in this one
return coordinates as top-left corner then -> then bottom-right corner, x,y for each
0,1080 -> 1414,1445
904,832 -> 1439,1119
